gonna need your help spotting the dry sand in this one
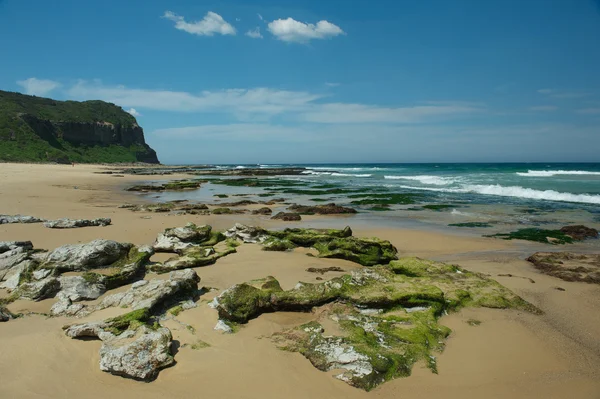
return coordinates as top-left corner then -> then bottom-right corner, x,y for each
0,163 -> 598,399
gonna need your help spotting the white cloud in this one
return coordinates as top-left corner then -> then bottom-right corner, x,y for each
325,82 -> 340,87
16,78 -> 61,96
267,18 -> 345,43
163,11 -> 236,36
62,80 -> 483,125
537,88 -> 590,99
301,103 -> 483,124
257,13 -> 263,21
66,80 -> 323,116
530,105 -> 558,111
576,108 -> 600,114
245,27 -> 263,39
126,108 -> 142,117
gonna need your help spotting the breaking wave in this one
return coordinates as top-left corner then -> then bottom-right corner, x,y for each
516,170 -> 600,177
384,175 -> 458,186
398,184 -> 600,204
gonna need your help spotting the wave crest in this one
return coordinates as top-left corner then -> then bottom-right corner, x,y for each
517,170 -> 600,177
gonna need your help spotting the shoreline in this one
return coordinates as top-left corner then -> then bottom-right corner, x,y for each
0,163 -> 599,398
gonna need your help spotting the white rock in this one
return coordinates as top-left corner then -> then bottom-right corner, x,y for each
214,319 -> 232,333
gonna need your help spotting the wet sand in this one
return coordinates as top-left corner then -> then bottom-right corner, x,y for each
0,163 -> 599,399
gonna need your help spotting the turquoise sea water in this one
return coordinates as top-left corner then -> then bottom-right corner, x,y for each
223,163 -> 600,208
147,163 -> 600,237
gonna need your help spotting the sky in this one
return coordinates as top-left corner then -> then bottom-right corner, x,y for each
1,0 -> 599,164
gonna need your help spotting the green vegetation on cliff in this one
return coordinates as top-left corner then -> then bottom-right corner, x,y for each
0,90 -> 159,163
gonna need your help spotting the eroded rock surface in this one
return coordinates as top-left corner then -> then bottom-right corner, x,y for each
214,258 -> 539,390
0,215 -> 45,224
42,240 -> 132,271
153,223 -> 213,252
225,223 -> 270,243
271,212 -> 302,221
64,309 -> 174,380
44,218 -> 111,229
527,252 -> 600,284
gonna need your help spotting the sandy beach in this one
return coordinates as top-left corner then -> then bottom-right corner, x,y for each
1,163 -> 599,399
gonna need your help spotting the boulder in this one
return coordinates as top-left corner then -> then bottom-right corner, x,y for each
0,306 -> 14,322
64,310 -> 174,380
43,218 -> 112,229
58,275 -> 106,301
42,240 -> 132,271
153,223 -> 212,252
97,269 -> 200,311
99,326 -> 174,380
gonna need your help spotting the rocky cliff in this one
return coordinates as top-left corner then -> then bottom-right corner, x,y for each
0,90 -> 159,163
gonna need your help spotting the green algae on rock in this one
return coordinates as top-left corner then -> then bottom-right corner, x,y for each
487,228 -> 574,244
449,222 -> 493,228
212,257 -> 539,390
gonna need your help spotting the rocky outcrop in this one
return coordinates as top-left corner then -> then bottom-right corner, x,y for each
288,203 -> 357,215
224,224 -> 270,243
43,218 -> 111,229
64,309 -> 174,380
0,215 -> 45,224
0,90 -> 159,164
271,212 -> 302,221
153,223 -> 213,252
526,252 -> 600,284
559,225 -> 599,241
42,240 -> 132,271
213,258 -> 539,390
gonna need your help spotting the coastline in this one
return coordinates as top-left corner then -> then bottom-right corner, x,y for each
0,162 -> 599,398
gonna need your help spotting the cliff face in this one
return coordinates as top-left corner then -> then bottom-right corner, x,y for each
0,90 -> 159,164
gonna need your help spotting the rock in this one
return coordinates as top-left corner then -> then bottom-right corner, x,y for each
559,225 -> 599,241
32,268 -> 52,280
526,252 -> 600,284
263,226 -> 396,266
0,306 -> 15,322
42,240 -> 132,271
127,180 -> 201,192
153,223 -> 213,252
0,246 -> 32,280
0,215 -> 45,224
97,269 -> 200,311
0,241 -> 33,253
288,203 -> 357,215
64,310 -> 174,380
251,207 -> 273,215
17,277 -> 61,301
151,244 -> 236,273
51,293 -> 87,317
99,326 -> 174,380
43,218 -> 112,229
214,319 -> 233,333
58,275 -> 107,301
225,223 -> 270,243
271,212 -> 302,221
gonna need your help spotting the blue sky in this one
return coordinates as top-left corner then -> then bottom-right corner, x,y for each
1,0 -> 599,164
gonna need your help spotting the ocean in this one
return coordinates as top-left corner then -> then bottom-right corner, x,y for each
150,163 -> 600,235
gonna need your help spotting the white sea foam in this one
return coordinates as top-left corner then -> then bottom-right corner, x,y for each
307,166 -> 390,172
516,170 -> 600,177
331,173 -> 372,177
235,165 -> 246,169
384,175 -> 458,185
302,171 -> 371,177
398,184 -> 600,204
